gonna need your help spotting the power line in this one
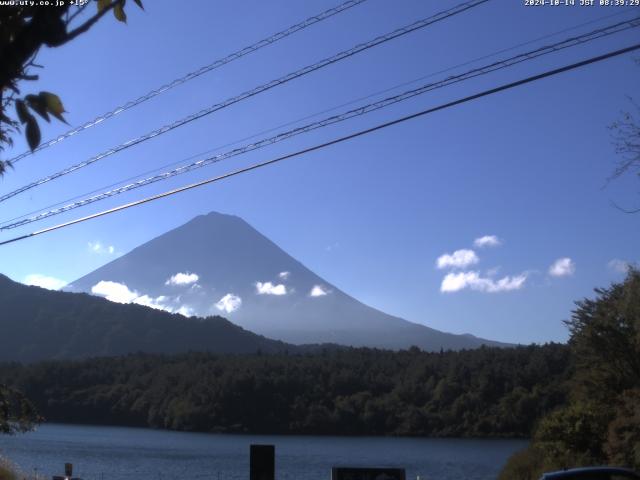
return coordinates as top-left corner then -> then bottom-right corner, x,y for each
3,16 -> 638,230
2,42 -> 638,247
6,0 -> 369,165
3,7 -> 634,229
0,0 -> 489,204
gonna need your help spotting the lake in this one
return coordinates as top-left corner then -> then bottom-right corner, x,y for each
0,423 -> 527,480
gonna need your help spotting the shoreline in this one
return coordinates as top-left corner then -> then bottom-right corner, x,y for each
17,421 -> 533,442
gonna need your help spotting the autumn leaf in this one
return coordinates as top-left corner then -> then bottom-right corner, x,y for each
40,91 -> 68,123
114,2 -> 127,23
97,0 -> 110,12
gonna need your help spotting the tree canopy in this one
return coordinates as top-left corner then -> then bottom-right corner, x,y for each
500,269 -> 640,479
0,0 -> 144,435
0,0 -> 143,175
0,383 -> 40,435
608,59 -> 640,212
0,343 -> 570,437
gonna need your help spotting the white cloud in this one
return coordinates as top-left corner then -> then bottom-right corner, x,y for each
608,259 -> 630,274
486,274 -> 527,292
441,272 -> 477,293
474,235 -> 501,248
165,272 -> 199,286
278,271 -> 290,280
325,243 -> 340,252
548,258 -> 575,277
24,274 -> 67,291
440,271 -> 527,293
88,241 -> 115,255
91,280 -> 139,303
486,266 -> 501,277
256,281 -> 287,295
215,294 -> 242,313
436,249 -> 479,270
310,285 -> 330,297
176,305 -> 195,317
134,294 -> 171,311
91,281 -> 193,316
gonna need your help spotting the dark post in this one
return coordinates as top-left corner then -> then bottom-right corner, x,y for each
331,467 -> 406,480
250,444 -> 275,480
53,463 -> 79,480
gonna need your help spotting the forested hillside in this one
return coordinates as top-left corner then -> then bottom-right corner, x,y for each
0,343 -> 569,437
0,274 -> 292,361
500,270 -> 640,479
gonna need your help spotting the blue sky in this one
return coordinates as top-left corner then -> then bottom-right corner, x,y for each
1,0 -> 638,344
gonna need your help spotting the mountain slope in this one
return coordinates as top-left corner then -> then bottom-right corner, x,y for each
68,212 -> 507,351
0,274 -> 292,362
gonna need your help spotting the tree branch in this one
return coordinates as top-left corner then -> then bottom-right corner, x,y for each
610,199 -> 640,214
66,3 -> 92,28
64,1 -> 120,43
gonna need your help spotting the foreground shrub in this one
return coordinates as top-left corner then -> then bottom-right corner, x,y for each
0,457 -> 18,480
498,447 -> 545,480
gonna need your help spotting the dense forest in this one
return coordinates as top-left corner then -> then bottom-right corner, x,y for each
499,270 -> 640,479
0,271 -> 637,479
0,343 -> 569,438
0,274 -> 294,361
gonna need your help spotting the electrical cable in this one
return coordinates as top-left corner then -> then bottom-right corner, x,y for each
3,6 -> 634,228
2,42 -> 637,246
0,0 -> 489,203
6,0 -> 370,164
2,16 -> 637,230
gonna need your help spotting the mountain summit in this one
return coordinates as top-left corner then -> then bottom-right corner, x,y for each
68,212 -> 506,350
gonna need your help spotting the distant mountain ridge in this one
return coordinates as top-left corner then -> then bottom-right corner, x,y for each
0,274 -> 294,362
68,211 -> 508,351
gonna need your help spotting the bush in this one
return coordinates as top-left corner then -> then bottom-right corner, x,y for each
533,402 -> 610,464
0,457 -> 18,480
499,270 -> 640,478
498,447 -> 545,480
605,388 -> 640,469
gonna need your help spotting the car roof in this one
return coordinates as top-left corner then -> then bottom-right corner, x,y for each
541,467 -> 640,479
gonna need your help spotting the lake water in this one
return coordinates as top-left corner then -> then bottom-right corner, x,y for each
0,423 -> 527,480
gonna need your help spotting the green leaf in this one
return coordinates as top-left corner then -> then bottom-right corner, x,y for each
40,91 -> 68,124
114,2 -> 127,23
15,99 -> 29,124
25,115 -> 41,151
25,94 -> 50,122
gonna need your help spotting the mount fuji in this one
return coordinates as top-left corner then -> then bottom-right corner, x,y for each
67,212 -> 507,351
